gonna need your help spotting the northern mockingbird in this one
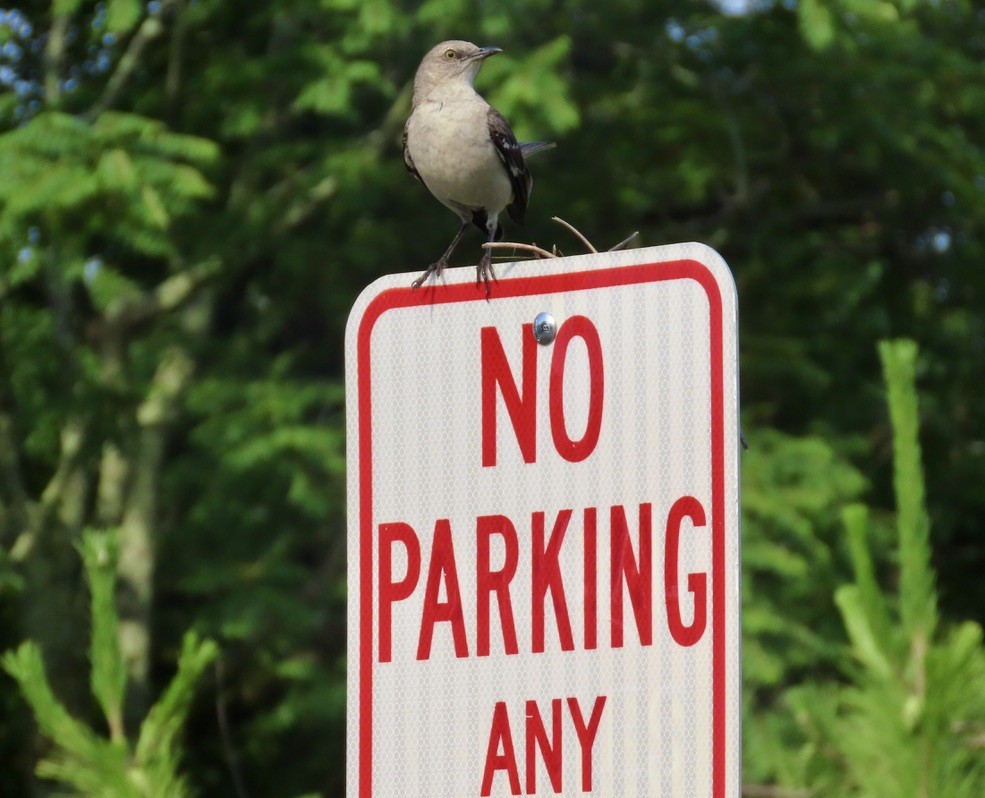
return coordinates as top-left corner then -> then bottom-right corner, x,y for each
403,40 -> 554,295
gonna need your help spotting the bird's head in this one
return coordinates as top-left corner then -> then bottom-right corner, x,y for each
413,40 -> 502,102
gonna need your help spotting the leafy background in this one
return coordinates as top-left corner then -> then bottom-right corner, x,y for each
0,0 -> 983,795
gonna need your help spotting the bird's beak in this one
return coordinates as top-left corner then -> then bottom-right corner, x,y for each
471,46 -> 502,61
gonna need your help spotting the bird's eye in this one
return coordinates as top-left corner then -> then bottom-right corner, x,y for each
443,49 -> 456,60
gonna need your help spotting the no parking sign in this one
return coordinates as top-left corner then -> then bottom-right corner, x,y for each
345,243 -> 741,797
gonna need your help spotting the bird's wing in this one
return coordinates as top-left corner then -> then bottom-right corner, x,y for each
519,141 -> 556,159
402,119 -> 423,184
487,107 -> 532,226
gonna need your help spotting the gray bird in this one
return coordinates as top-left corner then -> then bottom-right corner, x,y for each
403,40 -> 554,295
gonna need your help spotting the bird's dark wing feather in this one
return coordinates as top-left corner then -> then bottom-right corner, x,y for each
487,107 -> 532,226
402,120 -> 423,184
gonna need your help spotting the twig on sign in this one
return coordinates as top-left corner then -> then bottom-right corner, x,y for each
551,215 -> 598,253
609,230 -> 641,252
482,217 -> 640,261
482,242 -> 557,260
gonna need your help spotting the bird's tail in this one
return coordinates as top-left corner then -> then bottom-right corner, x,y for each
519,141 -> 556,158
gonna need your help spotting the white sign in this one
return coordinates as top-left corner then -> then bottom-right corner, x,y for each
345,243 -> 740,798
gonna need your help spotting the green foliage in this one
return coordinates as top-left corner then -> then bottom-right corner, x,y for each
799,0 -> 836,50
0,110 -> 217,264
779,341 -> 985,797
798,0 -> 905,51
741,429 -> 868,690
740,428 -> 871,787
2,530 -> 217,798
838,505 -> 893,677
106,0 -> 142,35
483,36 -> 580,136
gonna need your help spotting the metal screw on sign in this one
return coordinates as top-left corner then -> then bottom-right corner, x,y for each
532,312 -> 557,345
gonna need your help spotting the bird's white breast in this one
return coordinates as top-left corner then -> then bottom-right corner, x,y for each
406,92 -> 512,217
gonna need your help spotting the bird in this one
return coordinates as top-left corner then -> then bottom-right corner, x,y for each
402,40 -> 554,296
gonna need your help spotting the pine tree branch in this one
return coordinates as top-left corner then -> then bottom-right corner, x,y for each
80,531 -> 128,744
878,340 -> 936,707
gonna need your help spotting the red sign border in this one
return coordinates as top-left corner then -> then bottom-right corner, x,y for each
354,259 -> 730,797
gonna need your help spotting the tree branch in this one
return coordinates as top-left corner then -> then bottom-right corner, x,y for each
105,258 -> 220,330
0,413 -> 30,543
165,0 -> 188,121
44,11 -> 70,107
271,81 -> 411,232
88,9 -> 170,119
9,416 -> 88,562
118,347 -> 194,723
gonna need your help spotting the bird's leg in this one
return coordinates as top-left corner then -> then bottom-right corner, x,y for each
476,221 -> 498,297
412,222 -> 470,289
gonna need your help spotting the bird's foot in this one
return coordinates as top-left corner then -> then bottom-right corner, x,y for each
476,250 -> 497,298
411,258 -> 448,290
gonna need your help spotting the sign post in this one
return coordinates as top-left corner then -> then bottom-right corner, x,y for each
345,243 -> 740,797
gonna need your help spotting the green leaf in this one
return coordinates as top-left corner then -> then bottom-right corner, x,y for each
107,0 -> 142,33
842,0 -> 899,23
141,185 -> 170,229
6,246 -> 41,285
486,36 -> 579,135
52,0 -> 84,14
3,165 -> 100,215
799,0 -> 836,50
84,263 -> 142,312
98,148 -> 139,192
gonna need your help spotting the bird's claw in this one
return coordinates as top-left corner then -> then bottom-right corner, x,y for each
410,253 -> 497,297
476,252 -> 497,298
411,259 -> 448,290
